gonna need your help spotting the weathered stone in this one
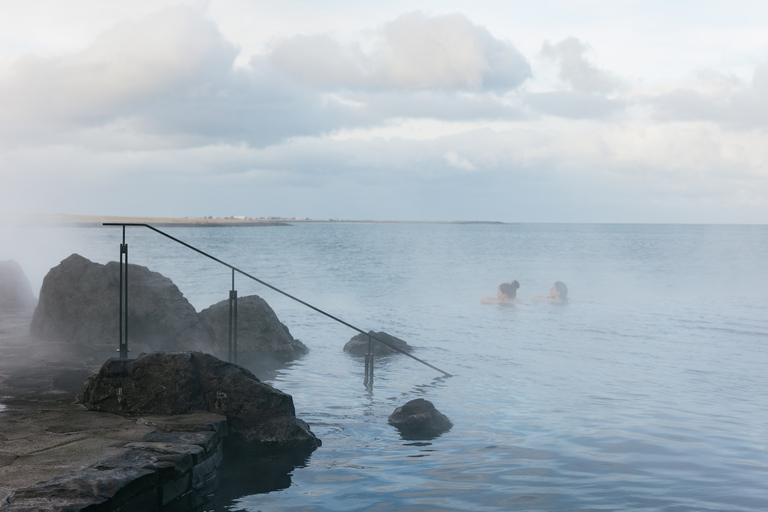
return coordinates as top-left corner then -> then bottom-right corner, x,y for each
343,330 -> 413,356
199,294 -> 308,363
0,260 -> 37,310
80,351 -> 321,453
30,254 -> 213,353
388,398 -> 453,440
3,466 -> 159,512
142,430 -> 220,459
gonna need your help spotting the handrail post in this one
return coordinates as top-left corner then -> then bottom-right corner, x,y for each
118,226 -> 129,359
228,269 -> 238,364
364,334 -> 374,388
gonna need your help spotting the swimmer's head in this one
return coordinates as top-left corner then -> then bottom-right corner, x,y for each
553,281 -> 568,300
499,280 -> 520,299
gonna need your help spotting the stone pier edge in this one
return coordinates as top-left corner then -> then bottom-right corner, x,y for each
4,414 -> 229,512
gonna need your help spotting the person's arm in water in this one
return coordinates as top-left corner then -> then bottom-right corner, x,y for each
532,283 -> 564,302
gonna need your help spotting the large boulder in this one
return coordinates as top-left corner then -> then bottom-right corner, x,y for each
199,294 -> 308,363
388,398 -> 453,440
0,260 -> 37,310
343,330 -> 413,356
79,351 -> 321,453
30,254 -> 212,353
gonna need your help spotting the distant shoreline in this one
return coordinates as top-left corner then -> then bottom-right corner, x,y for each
6,214 -> 504,227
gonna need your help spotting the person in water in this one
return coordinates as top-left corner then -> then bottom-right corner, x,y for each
532,281 -> 568,303
481,280 -> 521,304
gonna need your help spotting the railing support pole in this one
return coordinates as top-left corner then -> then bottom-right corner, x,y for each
118,226 -> 129,359
364,334 -> 374,388
228,269 -> 238,364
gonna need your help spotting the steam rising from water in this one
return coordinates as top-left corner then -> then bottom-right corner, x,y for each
1,221 -> 117,299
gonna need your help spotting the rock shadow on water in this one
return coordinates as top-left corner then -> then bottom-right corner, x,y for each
194,437 -> 313,510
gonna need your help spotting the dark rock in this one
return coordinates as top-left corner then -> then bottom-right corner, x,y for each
0,260 -> 37,310
30,254 -> 213,353
199,294 -> 308,363
388,398 -> 452,440
344,330 -> 413,356
79,351 -> 321,453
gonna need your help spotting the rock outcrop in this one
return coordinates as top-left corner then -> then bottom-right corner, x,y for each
79,351 -> 321,453
343,330 -> 413,356
199,294 -> 308,363
30,254 -> 212,353
0,260 -> 37,310
388,398 -> 452,440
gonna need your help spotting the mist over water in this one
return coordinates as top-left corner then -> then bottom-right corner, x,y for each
2,222 -> 768,511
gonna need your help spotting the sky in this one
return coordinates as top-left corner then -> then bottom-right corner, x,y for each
1,0 -> 767,223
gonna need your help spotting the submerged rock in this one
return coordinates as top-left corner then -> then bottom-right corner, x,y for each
0,260 -> 37,310
30,254 -> 212,353
388,398 -> 452,440
79,351 -> 321,453
199,294 -> 308,363
343,330 -> 413,356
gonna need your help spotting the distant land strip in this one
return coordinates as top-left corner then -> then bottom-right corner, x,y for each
10,214 -> 504,227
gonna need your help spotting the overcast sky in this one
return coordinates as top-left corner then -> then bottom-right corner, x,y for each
1,0 -> 767,223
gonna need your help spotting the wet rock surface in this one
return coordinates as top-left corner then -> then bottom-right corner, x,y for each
199,294 -> 308,364
30,254 -> 213,353
0,260 -> 37,310
80,351 -> 321,452
388,398 -> 453,440
343,330 -> 413,356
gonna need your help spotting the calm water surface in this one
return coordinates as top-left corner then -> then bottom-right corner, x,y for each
4,223 -> 768,511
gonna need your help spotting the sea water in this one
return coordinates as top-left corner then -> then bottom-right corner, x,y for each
4,222 -> 768,511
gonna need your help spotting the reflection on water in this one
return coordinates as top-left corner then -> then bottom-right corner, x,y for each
195,439 -> 311,511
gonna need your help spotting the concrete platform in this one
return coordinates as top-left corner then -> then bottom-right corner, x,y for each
0,310 -> 228,511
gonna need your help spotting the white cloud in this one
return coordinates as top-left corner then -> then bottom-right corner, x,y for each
269,11 -> 531,92
648,62 -> 768,129
540,36 -> 622,94
444,151 -> 478,171
0,5 -> 238,132
0,7 -> 533,150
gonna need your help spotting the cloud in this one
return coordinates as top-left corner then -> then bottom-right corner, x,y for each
1,4 -> 766,224
269,11 -> 531,92
648,64 -> 768,129
444,151 -> 477,171
526,91 -> 624,119
3,117 -> 768,222
0,7 -> 532,149
540,36 -> 622,94
0,5 -> 238,128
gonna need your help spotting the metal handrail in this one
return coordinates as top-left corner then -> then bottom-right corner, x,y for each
104,223 -> 452,378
